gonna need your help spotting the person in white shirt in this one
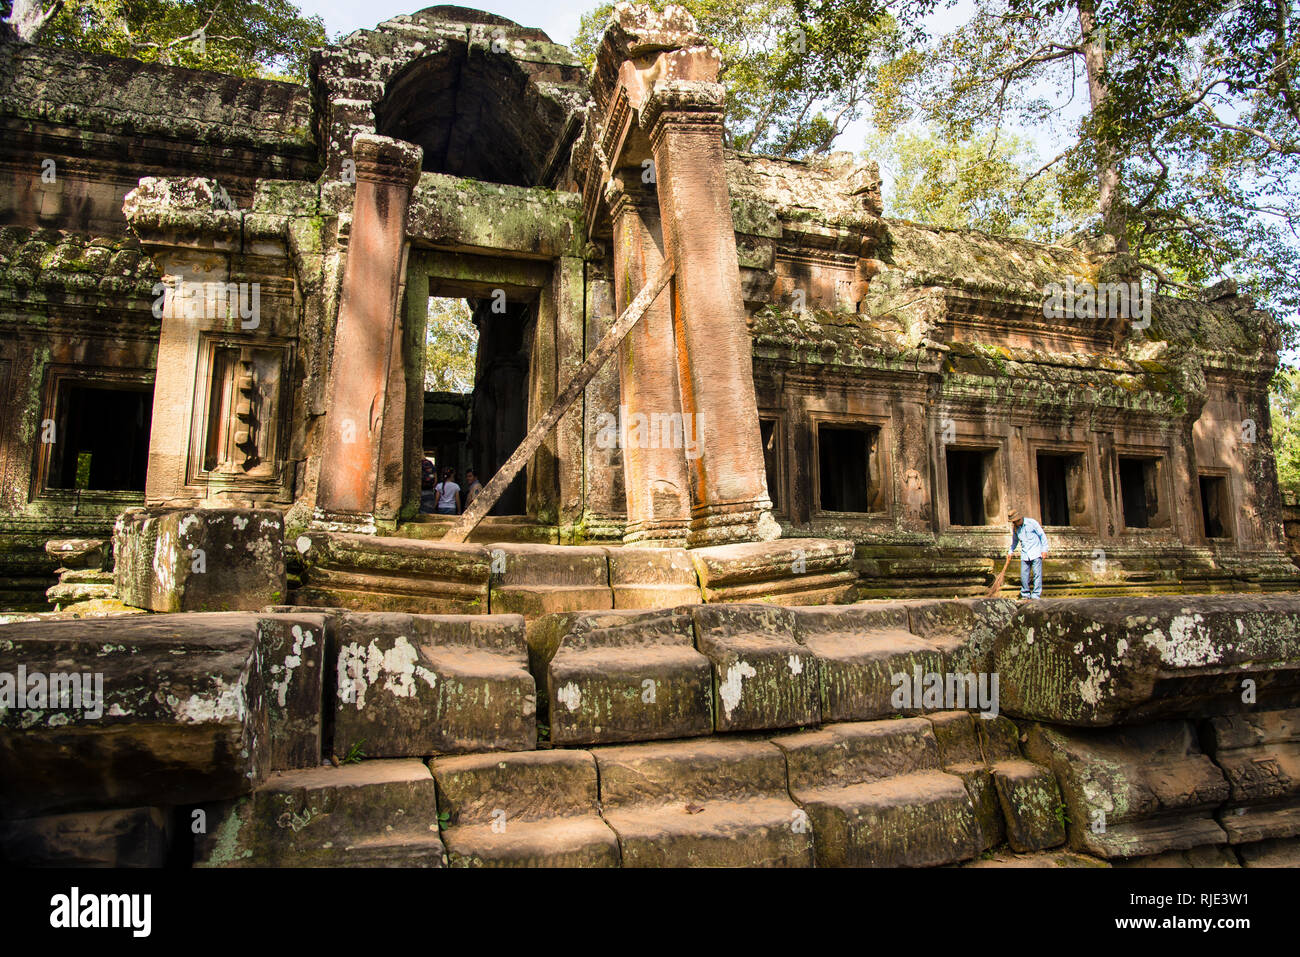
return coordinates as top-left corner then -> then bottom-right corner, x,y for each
1007,507 -> 1049,601
434,468 -> 461,515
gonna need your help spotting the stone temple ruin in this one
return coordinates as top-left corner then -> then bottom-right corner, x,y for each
1,4 -> 1299,868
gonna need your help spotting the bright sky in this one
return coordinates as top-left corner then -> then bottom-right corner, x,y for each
296,1 -> 586,51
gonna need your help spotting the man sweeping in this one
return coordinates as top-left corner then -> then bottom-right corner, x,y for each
1006,507 -> 1048,602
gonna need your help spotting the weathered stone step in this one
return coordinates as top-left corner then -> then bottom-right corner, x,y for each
528,608 -> 711,745
926,711 -> 1065,853
430,750 -> 618,867
606,548 -> 701,609
594,738 -> 814,867
488,544 -> 613,617
1024,721 -> 1230,860
692,604 -> 819,732
773,718 -> 983,867
965,849 -> 1109,868
333,612 -> 535,758
293,533 -> 490,614
296,533 -> 854,617
689,539 -> 856,604
791,603 -> 941,722
195,759 -> 445,867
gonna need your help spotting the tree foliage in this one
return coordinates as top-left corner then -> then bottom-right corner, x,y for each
868,127 -> 1089,240
571,0 -> 908,157
2,0 -> 327,81
862,0 -> 1299,332
1271,366 -> 1300,498
425,298 -> 478,395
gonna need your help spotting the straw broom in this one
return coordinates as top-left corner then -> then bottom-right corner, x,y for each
987,553 -> 1013,598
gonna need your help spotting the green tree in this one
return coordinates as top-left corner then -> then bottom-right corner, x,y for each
868,127 -> 1088,240
425,298 -> 477,394
2,0 -> 327,82
1271,366 -> 1300,498
865,0 -> 1300,330
571,0 -> 907,157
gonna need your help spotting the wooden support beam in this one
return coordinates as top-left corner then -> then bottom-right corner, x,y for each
442,259 -> 673,544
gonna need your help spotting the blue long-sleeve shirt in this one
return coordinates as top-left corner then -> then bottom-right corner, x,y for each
1008,518 -> 1048,561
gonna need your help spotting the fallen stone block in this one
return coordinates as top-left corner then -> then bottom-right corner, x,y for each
195,760 -> 445,867
595,737 -> 814,867
488,543 -> 612,618
528,608 -> 711,745
773,718 -> 982,867
791,602 -> 940,722
0,807 -> 169,867
333,612 -> 535,758
1023,721 -> 1229,860
1206,708 -> 1300,845
606,547 -> 701,609
44,538 -> 109,571
691,604 -> 819,733
431,750 -> 618,867
114,507 -> 287,612
294,533 -> 490,614
689,538 -> 856,605
994,596 -> 1300,726
0,612 -> 269,818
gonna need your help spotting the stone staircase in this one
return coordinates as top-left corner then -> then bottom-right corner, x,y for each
4,595 -> 1300,867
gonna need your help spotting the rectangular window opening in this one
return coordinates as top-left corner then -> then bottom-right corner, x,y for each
946,447 -> 998,526
818,425 -> 881,513
1200,475 -> 1231,539
1037,452 -> 1086,527
1119,456 -> 1169,529
47,381 -> 153,491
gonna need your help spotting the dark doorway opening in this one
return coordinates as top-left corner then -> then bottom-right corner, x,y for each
818,425 -> 879,513
1200,475 -> 1231,539
48,382 -> 152,490
1037,453 -> 1071,526
466,298 -> 532,516
760,418 -> 780,511
947,447 -> 993,526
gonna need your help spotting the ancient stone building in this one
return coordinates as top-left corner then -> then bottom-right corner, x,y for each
1,3 -> 1294,610
2,5 -> 1299,871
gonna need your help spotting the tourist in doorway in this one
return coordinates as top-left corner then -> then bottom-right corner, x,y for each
419,459 -> 438,514
1006,507 -> 1048,601
434,468 -> 461,516
464,469 -> 483,511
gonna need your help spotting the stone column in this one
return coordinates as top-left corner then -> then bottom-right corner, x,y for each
644,81 -> 778,546
608,174 -> 691,546
315,134 -> 422,529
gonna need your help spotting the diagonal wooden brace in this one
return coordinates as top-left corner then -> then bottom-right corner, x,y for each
442,259 -> 674,544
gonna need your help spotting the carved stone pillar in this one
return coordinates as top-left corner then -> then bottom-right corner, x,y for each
315,134 -> 422,529
644,80 -> 778,546
608,174 -> 691,546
